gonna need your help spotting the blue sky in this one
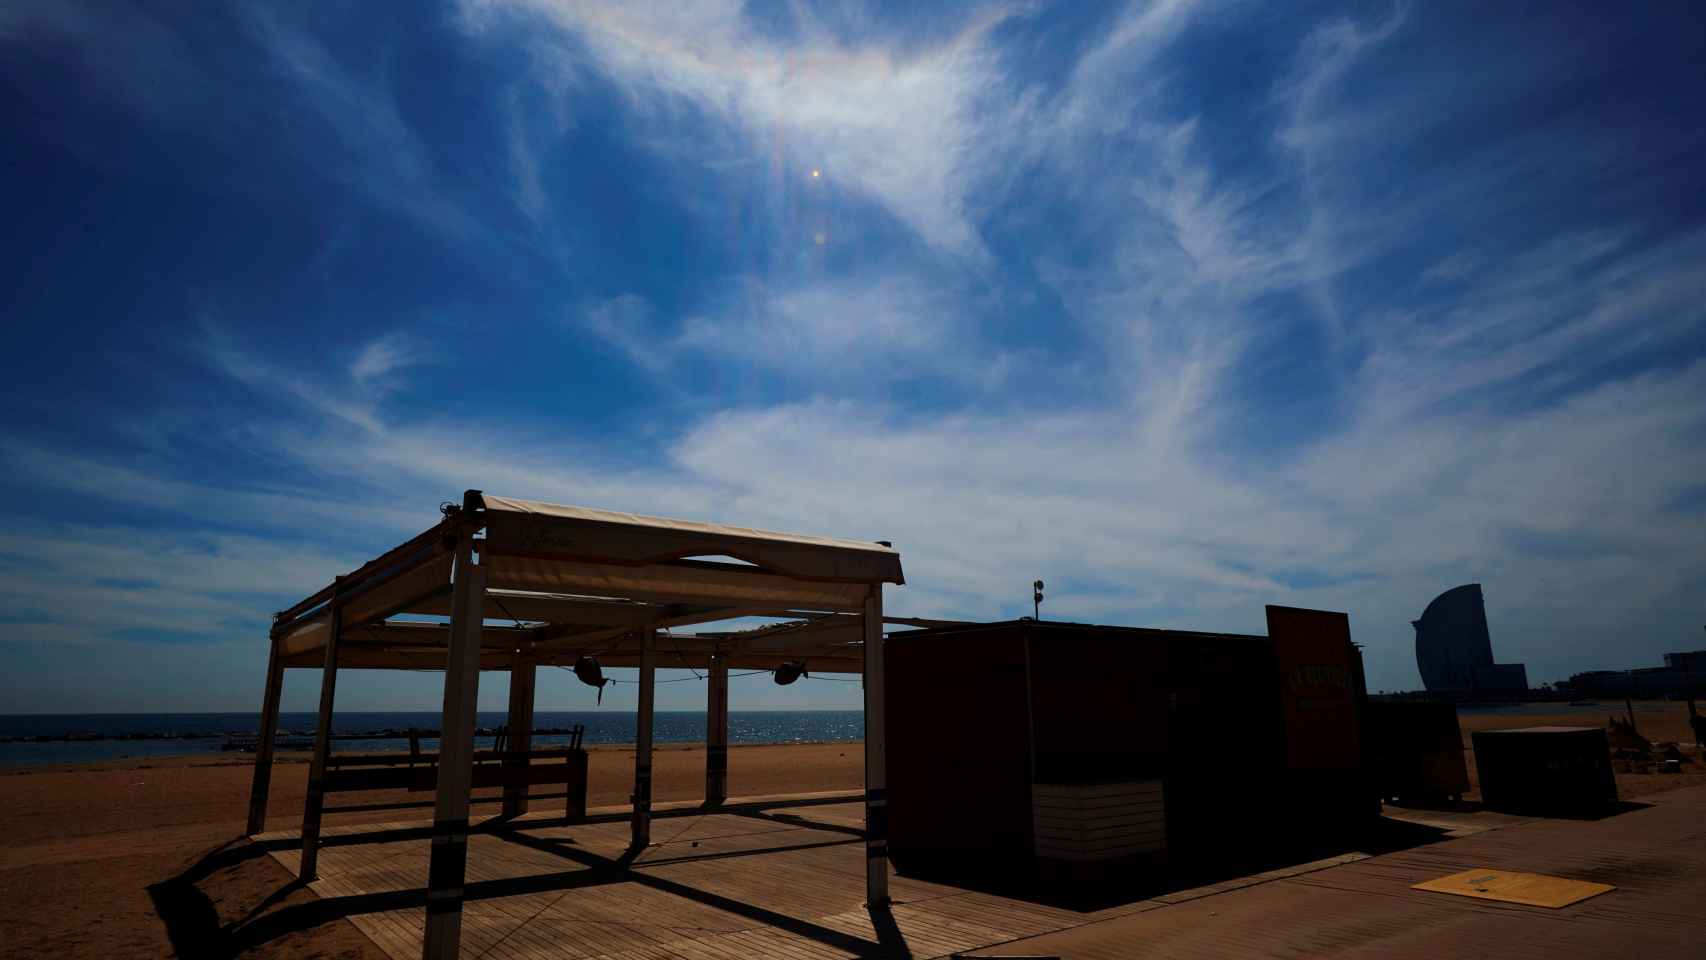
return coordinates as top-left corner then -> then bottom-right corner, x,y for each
3,1 -> 1704,714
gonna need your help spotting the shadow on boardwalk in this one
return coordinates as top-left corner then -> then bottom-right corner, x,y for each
150,795 -> 898,958
152,793 -> 1649,958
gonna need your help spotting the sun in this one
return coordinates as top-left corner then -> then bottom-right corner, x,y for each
810,169 -> 821,179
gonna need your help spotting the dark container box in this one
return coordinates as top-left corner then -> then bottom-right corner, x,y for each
885,622 -> 1034,872
1364,701 -> 1470,802
885,612 -> 1376,884
1471,726 -> 1616,814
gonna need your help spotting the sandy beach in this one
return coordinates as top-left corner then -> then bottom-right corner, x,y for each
2,704 -> 1701,958
1456,701 -> 1706,800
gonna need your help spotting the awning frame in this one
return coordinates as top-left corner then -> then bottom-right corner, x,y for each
269,491 -> 911,673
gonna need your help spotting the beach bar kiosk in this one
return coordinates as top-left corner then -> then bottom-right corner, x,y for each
884,607 -> 1376,882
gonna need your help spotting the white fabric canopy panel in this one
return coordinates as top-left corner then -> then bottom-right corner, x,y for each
481,555 -> 874,611
480,495 -> 904,586
270,491 -> 905,656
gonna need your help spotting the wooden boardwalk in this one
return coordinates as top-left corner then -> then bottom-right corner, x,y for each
259,786 -> 1706,959
978,784 -> 1706,958
260,791 -> 1368,959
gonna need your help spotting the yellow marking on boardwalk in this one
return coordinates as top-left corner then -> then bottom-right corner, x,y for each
1412,868 -> 1614,908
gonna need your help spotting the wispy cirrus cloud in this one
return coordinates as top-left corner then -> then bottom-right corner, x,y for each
458,0 -> 1035,261
236,3 -> 475,238
0,524 -> 360,645
197,320 -> 387,434
576,271 -> 1013,392
0,2 -> 203,117
577,293 -> 670,376
25,325 -> 1706,689
163,5 -> 1706,691
4,1 -> 1705,713
350,332 -> 431,391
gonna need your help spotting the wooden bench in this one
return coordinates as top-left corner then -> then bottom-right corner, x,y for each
322,725 -> 589,820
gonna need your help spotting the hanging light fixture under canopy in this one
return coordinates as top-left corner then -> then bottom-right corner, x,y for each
574,655 -> 611,704
774,660 -> 808,685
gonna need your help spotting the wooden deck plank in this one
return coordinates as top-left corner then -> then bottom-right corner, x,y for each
263,787 -> 1706,960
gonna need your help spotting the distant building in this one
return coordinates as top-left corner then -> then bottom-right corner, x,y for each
1566,649 -> 1706,698
1664,650 -> 1706,673
1413,583 -> 1528,693
1473,662 -> 1529,691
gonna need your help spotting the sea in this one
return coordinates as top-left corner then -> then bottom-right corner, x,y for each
1,700 -> 1642,768
0,710 -> 864,768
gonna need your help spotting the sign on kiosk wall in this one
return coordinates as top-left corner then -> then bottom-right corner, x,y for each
1266,605 -> 1362,771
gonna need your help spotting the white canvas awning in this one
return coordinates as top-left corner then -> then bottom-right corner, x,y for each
480,495 -> 903,585
268,491 -> 912,671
